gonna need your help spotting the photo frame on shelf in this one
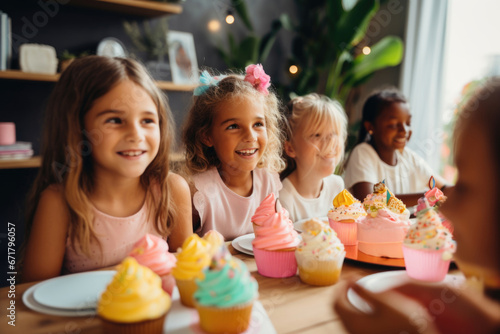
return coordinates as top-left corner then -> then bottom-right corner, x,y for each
168,30 -> 199,85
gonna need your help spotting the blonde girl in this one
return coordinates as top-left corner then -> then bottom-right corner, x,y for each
280,93 -> 348,222
22,56 -> 192,282
182,64 -> 285,240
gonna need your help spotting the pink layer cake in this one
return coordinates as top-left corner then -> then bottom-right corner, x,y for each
358,182 -> 411,258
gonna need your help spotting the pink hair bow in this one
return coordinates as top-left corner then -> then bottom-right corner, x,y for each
244,64 -> 271,95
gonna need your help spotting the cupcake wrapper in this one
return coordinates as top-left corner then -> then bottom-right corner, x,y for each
403,246 -> 451,282
101,312 -> 167,334
194,300 -> 254,334
296,253 -> 345,286
175,278 -> 198,308
328,218 -> 357,245
253,248 -> 297,278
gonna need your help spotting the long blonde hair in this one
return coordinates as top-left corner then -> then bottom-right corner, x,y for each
281,93 -> 348,179
182,71 -> 285,176
24,56 -> 176,258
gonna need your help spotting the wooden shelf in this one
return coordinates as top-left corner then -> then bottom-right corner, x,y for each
0,70 -> 59,82
155,81 -> 196,91
0,70 -> 195,92
0,156 -> 41,169
0,153 -> 183,169
68,0 -> 183,17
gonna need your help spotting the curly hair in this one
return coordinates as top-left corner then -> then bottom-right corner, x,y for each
182,70 -> 285,177
281,93 -> 347,179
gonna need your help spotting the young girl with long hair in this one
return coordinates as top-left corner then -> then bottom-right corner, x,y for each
22,56 -> 192,282
279,93 -> 348,222
182,64 -> 285,240
344,88 -> 449,206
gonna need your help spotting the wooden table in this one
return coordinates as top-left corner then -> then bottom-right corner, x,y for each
0,246 -> 402,334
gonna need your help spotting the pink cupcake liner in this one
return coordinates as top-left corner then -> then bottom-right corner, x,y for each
328,219 -> 357,245
253,247 -> 297,278
403,246 -> 451,282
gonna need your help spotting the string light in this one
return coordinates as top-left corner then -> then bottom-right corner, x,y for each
362,46 -> 371,55
289,65 -> 298,74
208,19 -> 221,32
225,11 -> 235,24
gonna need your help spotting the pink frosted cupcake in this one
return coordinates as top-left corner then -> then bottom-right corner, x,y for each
327,189 -> 366,245
129,234 -> 177,296
358,182 -> 411,258
251,193 -> 300,278
416,177 -> 453,234
403,208 -> 456,282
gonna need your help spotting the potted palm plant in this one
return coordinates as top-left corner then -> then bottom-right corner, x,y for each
123,18 -> 171,81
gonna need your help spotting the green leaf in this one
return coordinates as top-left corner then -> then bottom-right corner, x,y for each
231,0 -> 254,32
350,1 -> 379,46
258,18 -> 283,63
334,0 -> 378,49
216,47 -> 232,68
347,36 -> 403,85
279,13 -> 294,31
237,36 -> 259,66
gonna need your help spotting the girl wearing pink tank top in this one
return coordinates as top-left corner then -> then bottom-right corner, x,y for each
21,57 -> 192,283
182,64 -> 285,240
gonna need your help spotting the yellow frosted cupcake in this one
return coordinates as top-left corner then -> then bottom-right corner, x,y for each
172,234 -> 211,307
202,230 -> 224,256
194,245 -> 258,334
295,218 -> 346,286
97,257 -> 170,334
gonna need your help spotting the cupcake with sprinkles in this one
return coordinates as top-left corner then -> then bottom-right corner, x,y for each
416,176 -> 453,234
403,204 -> 456,282
327,189 -> 366,245
194,245 -> 258,334
295,218 -> 346,286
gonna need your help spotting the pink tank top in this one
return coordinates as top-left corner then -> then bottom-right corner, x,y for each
192,167 -> 282,240
63,198 -> 162,273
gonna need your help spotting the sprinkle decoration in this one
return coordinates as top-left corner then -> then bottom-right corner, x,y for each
429,176 -> 436,189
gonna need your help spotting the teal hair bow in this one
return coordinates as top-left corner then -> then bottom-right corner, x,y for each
193,71 -> 227,96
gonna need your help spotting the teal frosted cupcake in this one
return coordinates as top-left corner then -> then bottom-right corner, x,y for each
194,245 -> 258,334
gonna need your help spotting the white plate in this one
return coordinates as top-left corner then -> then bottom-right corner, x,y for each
24,281 -> 277,333
294,216 -> 329,232
32,270 -> 115,310
347,270 -> 465,313
232,233 -> 255,256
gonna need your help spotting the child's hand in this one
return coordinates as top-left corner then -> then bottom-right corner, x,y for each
334,281 -> 439,334
393,283 -> 500,334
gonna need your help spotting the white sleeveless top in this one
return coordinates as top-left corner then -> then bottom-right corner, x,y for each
192,167 -> 282,241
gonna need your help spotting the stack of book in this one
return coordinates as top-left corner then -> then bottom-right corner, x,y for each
0,10 -> 12,70
0,142 -> 33,160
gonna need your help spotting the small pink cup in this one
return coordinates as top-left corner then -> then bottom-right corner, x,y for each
0,122 -> 16,145
253,247 -> 297,278
403,246 -> 451,282
328,218 -> 357,245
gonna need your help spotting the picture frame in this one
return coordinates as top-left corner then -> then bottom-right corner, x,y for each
168,30 -> 199,85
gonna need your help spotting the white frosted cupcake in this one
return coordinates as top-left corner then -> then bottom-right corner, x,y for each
403,208 -> 456,282
295,218 -> 345,286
